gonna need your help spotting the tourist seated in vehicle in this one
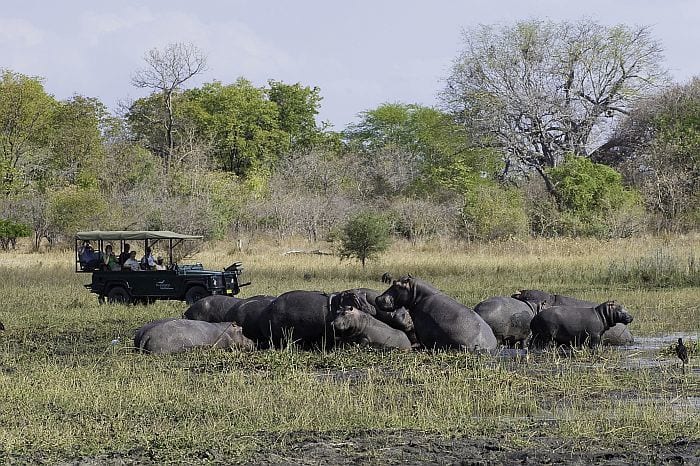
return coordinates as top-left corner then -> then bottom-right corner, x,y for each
122,250 -> 141,271
155,255 -> 167,270
79,241 -> 102,271
118,243 -> 131,266
141,247 -> 156,270
102,244 -> 121,271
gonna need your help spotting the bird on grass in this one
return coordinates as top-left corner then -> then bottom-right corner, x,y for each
676,337 -> 689,374
0,321 -> 4,331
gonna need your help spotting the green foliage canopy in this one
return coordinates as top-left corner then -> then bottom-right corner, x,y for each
338,211 -> 391,268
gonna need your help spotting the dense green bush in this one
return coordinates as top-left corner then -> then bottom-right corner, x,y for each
337,211 -> 391,268
460,183 -> 529,241
547,155 -> 642,237
0,218 -> 31,250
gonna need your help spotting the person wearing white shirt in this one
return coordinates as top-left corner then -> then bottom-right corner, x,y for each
123,250 -> 141,271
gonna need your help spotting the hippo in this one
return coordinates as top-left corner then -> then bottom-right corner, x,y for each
258,288 -> 403,350
529,301 -> 634,349
134,318 -> 255,354
474,296 -> 535,348
511,289 -> 634,346
338,290 -> 418,346
183,295 -> 242,322
258,290 -> 338,349
375,276 -> 497,352
225,295 -> 277,346
332,305 -> 412,350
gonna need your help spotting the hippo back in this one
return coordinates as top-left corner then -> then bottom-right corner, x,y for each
184,295 -> 242,322
261,290 -> 334,349
378,276 -> 497,351
474,296 -> 534,347
135,319 -> 254,354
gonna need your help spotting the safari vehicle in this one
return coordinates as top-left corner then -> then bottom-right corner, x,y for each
75,230 -> 249,304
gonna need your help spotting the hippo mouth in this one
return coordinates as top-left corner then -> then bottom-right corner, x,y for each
620,314 -> 634,325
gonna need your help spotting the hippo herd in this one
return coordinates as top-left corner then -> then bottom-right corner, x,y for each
133,275 -> 635,354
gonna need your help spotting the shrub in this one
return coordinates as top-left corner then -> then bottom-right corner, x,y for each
338,211 -> 391,268
460,183 -> 528,241
0,218 -> 31,250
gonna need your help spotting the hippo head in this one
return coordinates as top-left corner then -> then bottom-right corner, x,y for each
376,276 -> 414,311
331,306 -> 359,333
390,307 -> 414,332
596,301 -> 634,327
338,290 -> 376,316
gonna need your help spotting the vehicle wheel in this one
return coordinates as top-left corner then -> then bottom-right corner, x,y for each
107,286 -> 132,305
185,286 -> 208,305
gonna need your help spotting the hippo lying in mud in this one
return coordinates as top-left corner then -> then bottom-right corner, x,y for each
338,290 -> 418,346
474,296 -> 535,348
332,305 -> 412,350
376,276 -> 497,352
134,318 -> 255,354
511,289 -> 634,346
529,301 -> 634,349
258,288 -> 410,350
225,295 -> 277,344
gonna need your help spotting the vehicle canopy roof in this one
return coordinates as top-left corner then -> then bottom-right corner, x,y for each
75,231 -> 203,241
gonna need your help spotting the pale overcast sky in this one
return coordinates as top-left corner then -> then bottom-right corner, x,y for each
2,1 -> 699,130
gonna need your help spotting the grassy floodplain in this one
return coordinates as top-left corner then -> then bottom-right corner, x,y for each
0,234 -> 698,463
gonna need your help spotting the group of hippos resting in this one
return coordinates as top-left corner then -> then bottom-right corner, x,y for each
134,275 -> 635,354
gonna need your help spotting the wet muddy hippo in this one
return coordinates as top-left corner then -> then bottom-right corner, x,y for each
512,289 -> 634,346
332,305 -> 412,350
376,276 -> 497,352
338,290 -> 418,346
474,296 -> 535,348
258,290 -> 338,349
134,318 -> 255,354
224,295 -> 276,345
183,295 -> 241,322
529,301 -> 634,348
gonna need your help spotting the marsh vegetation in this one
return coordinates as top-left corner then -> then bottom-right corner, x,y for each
0,235 -> 698,464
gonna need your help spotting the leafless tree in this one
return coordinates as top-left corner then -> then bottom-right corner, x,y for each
132,42 -> 207,172
441,19 -> 668,200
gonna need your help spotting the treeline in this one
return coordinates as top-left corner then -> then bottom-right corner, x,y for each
1,20 -> 698,250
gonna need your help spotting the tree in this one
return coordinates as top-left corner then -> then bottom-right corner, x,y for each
0,218 -> 31,250
602,78 -> 700,230
266,80 -> 324,151
0,70 -> 56,195
181,79 -> 288,177
344,102 -> 499,197
131,42 -> 207,172
48,95 -> 107,189
441,19 -> 668,201
338,211 -> 391,268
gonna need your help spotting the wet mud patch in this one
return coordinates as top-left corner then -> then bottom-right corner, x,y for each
246,430 -> 699,465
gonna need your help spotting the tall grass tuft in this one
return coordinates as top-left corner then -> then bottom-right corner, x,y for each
604,248 -> 700,288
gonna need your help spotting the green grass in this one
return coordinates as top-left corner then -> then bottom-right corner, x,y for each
0,235 -> 698,462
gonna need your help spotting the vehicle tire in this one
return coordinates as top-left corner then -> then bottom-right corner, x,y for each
107,286 -> 132,305
185,286 -> 208,305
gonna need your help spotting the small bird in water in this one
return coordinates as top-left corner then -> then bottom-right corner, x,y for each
676,337 -> 689,374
